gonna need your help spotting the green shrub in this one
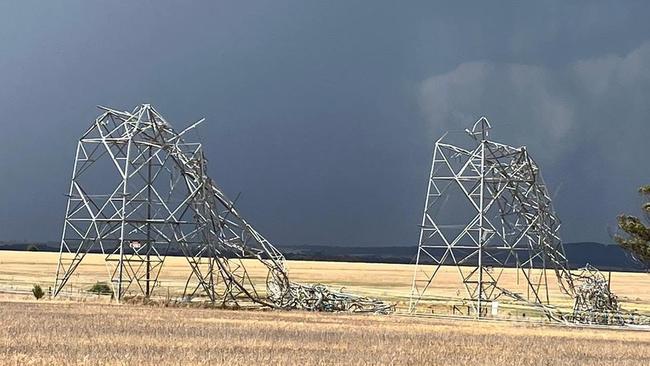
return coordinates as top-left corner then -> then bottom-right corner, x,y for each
88,282 -> 113,295
26,244 -> 39,252
32,284 -> 44,300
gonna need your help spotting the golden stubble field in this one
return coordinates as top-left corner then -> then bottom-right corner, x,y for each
1,251 -> 649,312
1,250 -> 650,365
1,300 -> 649,366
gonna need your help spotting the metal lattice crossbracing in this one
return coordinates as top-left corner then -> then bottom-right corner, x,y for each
53,104 -> 288,305
409,118 -> 574,316
53,104 -> 393,313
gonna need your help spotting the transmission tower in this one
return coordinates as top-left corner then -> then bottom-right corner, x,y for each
53,104 -> 393,313
409,117 -> 573,316
53,104 -> 289,305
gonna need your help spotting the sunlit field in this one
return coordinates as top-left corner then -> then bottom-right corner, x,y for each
1,300 -> 649,366
1,251 -> 648,313
1,251 -> 650,365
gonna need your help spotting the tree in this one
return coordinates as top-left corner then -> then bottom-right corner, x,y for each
32,284 -> 44,300
615,185 -> 650,270
88,282 -> 113,295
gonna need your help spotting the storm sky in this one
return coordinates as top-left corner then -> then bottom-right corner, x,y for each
0,1 -> 649,245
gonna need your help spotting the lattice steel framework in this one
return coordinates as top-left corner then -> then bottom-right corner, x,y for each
409,118 -> 573,315
53,104 -> 289,305
53,104 -> 393,313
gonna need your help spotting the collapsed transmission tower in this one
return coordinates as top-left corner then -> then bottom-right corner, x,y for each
409,117 -> 574,316
53,104 -> 392,313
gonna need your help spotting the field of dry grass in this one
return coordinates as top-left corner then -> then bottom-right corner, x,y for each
1,250 -> 650,365
1,300 -> 649,366
1,251 -> 649,313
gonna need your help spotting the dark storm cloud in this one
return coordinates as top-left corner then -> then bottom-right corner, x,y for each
0,1 -> 648,244
419,42 -> 650,241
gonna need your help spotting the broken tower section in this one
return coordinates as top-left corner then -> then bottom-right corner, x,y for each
409,117 -> 573,316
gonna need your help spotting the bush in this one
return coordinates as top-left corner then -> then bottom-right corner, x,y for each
32,284 -> 44,300
88,282 -> 113,295
26,244 -> 39,252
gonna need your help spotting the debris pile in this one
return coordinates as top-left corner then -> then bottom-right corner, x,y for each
270,282 -> 394,314
571,265 -> 623,325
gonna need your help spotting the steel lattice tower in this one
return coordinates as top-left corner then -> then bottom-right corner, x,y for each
53,104 -> 394,314
53,104 -> 288,305
409,117 -> 573,316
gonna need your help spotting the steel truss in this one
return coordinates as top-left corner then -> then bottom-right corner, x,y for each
53,104 -> 392,313
409,118 -> 573,316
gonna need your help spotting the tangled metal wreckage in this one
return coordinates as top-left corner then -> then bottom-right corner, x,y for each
409,118 -> 646,325
53,104 -> 393,314
571,264 -> 636,325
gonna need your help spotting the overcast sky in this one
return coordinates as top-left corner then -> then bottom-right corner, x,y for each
0,1 -> 648,245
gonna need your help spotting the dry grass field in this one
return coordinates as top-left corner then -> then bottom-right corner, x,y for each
1,300 -> 649,365
1,250 -> 649,365
1,251 -> 648,313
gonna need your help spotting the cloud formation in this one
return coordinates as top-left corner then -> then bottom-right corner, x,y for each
419,42 -> 650,165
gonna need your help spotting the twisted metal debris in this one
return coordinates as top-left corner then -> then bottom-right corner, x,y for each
53,104 -> 392,314
571,265 -> 623,325
272,282 -> 394,314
